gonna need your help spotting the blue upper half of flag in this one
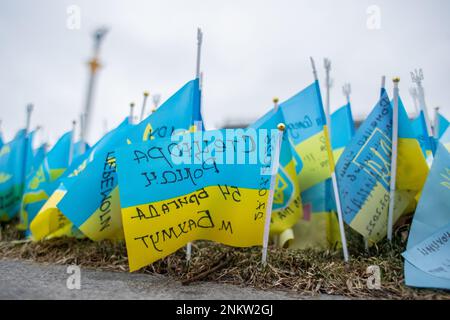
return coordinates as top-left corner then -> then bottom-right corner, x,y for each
278,81 -> 326,146
331,102 -> 355,150
116,128 -> 274,208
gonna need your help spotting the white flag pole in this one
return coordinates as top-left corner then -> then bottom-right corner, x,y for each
310,57 -> 349,262
139,91 -> 149,122
151,94 -> 161,114
262,122 -> 284,266
128,102 -> 135,124
387,78 -> 400,241
324,58 -> 333,133
411,69 -> 434,143
68,120 -> 77,166
79,113 -> 86,154
434,107 -> 440,139
409,87 -> 420,116
21,104 -> 33,187
342,83 -> 351,104
186,27 -> 203,263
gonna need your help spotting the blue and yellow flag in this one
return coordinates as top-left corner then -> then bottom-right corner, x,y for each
18,131 -> 72,232
0,129 -> 34,221
403,128 -> 450,290
116,128 -> 275,271
277,82 -> 341,250
436,112 -> 449,140
331,102 -> 355,161
30,118 -> 131,241
55,79 -> 201,241
335,89 -> 428,242
32,143 -> 47,171
250,108 -> 303,234
411,111 -> 433,158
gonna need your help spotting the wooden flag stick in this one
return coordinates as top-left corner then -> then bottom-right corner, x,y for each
387,77 -> 400,241
261,123 -> 284,266
310,57 -> 349,262
139,91 -> 149,121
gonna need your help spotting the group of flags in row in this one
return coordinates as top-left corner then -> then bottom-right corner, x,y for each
0,71 -> 449,289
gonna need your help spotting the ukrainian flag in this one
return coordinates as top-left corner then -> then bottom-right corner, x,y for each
250,107 -> 303,234
277,81 -> 341,250
331,102 -> 355,161
116,128 -> 276,271
18,131 -> 72,232
436,112 -> 449,140
55,79 -> 201,242
0,129 -> 34,221
403,128 -> 450,290
30,118 -> 131,241
411,111 -> 433,158
335,89 -> 428,243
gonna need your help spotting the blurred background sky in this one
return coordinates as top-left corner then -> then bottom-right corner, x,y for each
0,0 -> 449,145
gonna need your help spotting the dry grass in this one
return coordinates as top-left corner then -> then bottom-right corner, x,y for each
0,222 -> 449,300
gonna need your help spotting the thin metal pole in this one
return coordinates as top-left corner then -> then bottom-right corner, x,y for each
387,78 -> 400,241
139,91 -> 149,121
68,120 -> 76,166
310,57 -> 349,262
434,107 -> 440,139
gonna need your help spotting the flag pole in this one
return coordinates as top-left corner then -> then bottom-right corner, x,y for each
342,83 -> 351,104
187,27 -> 203,263
151,94 -> 161,114
139,91 -> 149,121
68,120 -> 76,166
434,107 -> 440,139
21,104 -> 33,189
129,102 -> 135,124
79,113 -> 86,154
409,87 -> 420,116
310,57 -> 349,262
262,122 -> 284,266
411,69 -> 434,148
324,58 -> 333,133
387,78 -> 400,241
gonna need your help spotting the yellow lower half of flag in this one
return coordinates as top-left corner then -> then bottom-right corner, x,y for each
397,137 -> 429,191
333,148 -> 345,162
349,183 -> 414,242
122,185 -> 269,271
277,211 -> 341,250
17,190 -> 49,231
30,189 -> 72,241
78,187 -> 124,241
295,131 -> 331,191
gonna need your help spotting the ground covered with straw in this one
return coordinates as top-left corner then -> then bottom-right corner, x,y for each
0,221 -> 449,300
